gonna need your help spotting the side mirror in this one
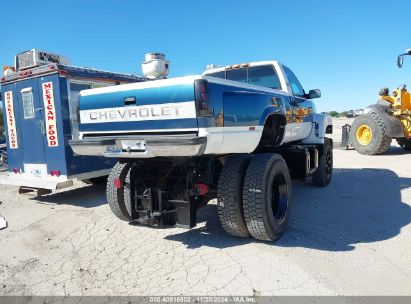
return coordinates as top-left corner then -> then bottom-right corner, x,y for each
307,89 -> 321,99
397,49 -> 411,68
398,55 -> 403,68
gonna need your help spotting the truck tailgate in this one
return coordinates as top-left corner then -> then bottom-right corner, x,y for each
78,76 -> 199,137
70,76 -> 207,158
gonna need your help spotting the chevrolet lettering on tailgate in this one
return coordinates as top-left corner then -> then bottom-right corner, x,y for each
80,101 -> 196,124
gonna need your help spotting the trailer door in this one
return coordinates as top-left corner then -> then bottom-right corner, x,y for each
16,79 -> 46,164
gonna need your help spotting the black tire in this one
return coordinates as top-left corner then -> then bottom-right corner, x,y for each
106,162 -> 133,221
217,154 -> 252,238
396,138 -> 411,151
312,137 -> 333,187
243,154 -> 291,241
350,113 -> 391,155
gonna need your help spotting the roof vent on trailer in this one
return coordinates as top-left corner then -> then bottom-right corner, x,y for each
141,53 -> 169,79
15,49 -> 70,71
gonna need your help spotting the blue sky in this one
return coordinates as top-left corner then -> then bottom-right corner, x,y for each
1,0 -> 411,112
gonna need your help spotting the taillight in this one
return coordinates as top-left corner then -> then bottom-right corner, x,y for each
194,183 -> 209,196
194,79 -> 213,117
50,170 -> 61,177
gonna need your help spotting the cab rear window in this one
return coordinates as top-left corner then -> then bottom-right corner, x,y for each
227,68 -> 247,83
206,71 -> 225,79
248,65 -> 281,90
206,65 -> 281,90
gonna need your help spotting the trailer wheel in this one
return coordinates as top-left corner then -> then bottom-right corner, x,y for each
396,138 -> 411,151
312,138 -> 333,187
243,154 -> 291,241
106,162 -> 133,221
350,113 -> 392,155
217,154 -> 252,238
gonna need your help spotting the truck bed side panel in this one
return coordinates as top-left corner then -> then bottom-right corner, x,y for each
201,79 -> 288,154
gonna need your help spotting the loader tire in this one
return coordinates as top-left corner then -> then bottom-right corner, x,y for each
243,154 -> 291,241
350,113 -> 392,155
106,162 -> 133,221
217,154 -> 252,238
396,138 -> 411,151
312,137 -> 333,187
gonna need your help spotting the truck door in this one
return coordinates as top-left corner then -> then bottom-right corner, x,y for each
15,78 -> 47,164
1,84 -> 24,171
282,66 -> 314,141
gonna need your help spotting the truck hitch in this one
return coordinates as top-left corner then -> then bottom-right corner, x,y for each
131,187 -> 197,229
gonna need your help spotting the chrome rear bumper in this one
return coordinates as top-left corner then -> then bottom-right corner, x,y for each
69,135 -> 207,158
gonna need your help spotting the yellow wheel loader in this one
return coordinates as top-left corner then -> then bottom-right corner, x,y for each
348,49 -> 411,155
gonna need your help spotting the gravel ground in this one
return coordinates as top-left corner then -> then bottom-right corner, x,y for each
0,119 -> 410,296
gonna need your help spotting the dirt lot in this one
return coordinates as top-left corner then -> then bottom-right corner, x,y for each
0,119 -> 410,296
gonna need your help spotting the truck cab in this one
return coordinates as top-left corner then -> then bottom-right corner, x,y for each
204,61 -> 314,98
203,61 -> 326,145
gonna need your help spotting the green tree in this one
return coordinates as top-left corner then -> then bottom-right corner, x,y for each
329,111 -> 339,117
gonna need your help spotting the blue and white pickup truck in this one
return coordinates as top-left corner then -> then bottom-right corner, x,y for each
70,54 -> 333,241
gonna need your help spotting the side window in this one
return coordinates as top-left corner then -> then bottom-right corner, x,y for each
21,89 -> 35,119
283,66 -> 305,97
247,65 -> 281,89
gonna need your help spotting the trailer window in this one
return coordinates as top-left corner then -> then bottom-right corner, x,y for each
21,89 -> 35,119
69,83 -> 91,140
68,81 -> 113,140
69,83 -> 91,109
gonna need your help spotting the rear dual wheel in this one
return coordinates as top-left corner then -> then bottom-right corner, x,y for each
243,154 -> 291,241
217,154 -> 291,241
106,162 -> 134,221
216,155 -> 252,237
